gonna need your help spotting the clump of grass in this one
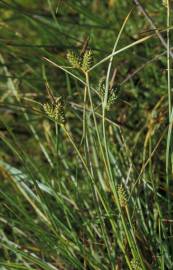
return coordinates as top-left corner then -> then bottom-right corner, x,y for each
0,1 -> 173,270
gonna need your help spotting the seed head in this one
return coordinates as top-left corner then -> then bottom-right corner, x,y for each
67,49 -> 93,73
98,78 -> 119,111
67,50 -> 81,69
162,0 -> 167,7
130,258 -> 142,270
43,97 -> 65,125
117,184 -> 127,208
81,50 -> 93,72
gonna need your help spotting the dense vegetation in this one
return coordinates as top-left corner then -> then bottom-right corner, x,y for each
0,1 -> 173,269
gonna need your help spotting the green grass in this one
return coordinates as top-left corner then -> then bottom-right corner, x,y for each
0,0 -> 173,269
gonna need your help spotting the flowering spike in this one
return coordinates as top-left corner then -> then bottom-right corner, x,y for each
117,184 -> 127,208
130,258 -> 142,270
98,78 -> 119,111
81,50 -> 93,72
162,0 -> 167,7
67,50 -> 81,69
43,97 -> 65,125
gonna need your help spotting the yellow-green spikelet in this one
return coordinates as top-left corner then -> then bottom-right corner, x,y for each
81,50 -> 92,72
162,0 -> 167,7
43,99 -> 65,125
67,50 -> 81,69
130,258 -> 142,270
117,184 -> 127,208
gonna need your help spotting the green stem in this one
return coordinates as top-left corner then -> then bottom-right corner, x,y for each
166,0 -> 172,216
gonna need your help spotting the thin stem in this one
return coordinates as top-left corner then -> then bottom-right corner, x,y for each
166,0 -> 171,216
81,84 -> 87,144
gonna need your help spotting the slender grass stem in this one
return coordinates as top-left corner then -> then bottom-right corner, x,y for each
166,0 -> 172,216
